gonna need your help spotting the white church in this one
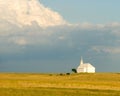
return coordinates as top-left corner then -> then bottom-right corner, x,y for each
77,57 -> 95,73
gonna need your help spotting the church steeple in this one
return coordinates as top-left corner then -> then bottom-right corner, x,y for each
80,57 -> 83,65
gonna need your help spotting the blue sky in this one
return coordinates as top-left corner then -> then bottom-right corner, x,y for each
40,0 -> 120,24
0,0 -> 120,73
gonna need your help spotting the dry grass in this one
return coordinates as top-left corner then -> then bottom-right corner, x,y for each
0,73 -> 120,96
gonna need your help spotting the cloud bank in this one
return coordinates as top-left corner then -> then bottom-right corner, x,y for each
0,0 -> 120,72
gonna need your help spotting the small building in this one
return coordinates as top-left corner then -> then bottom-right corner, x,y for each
77,57 -> 95,73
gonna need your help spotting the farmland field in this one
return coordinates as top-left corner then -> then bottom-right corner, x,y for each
0,73 -> 120,96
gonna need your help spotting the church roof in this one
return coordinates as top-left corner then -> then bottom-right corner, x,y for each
78,57 -> 95,68
78,63 -> 95,68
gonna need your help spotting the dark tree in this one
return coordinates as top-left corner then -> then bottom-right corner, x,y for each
72,68 -> 77,73
66,73 -> 70,75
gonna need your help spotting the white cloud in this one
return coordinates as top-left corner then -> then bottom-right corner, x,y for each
0,0 -> 67,27
15,38 -> 27,46
107,22 -> 120,27
92,46 -> 120,54
58,36 -> 65,40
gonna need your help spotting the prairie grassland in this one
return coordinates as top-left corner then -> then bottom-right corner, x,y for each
0,73 -> 120,96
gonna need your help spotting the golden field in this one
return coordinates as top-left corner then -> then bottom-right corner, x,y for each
0,73 -> 120,96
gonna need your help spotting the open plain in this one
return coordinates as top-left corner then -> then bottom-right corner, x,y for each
0,73 -> 120,96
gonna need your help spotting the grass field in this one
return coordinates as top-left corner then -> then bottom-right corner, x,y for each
0,73 -> 120,96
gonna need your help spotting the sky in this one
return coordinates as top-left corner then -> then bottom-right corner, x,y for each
40,0 -> 120,24
0,0 -> 120,73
